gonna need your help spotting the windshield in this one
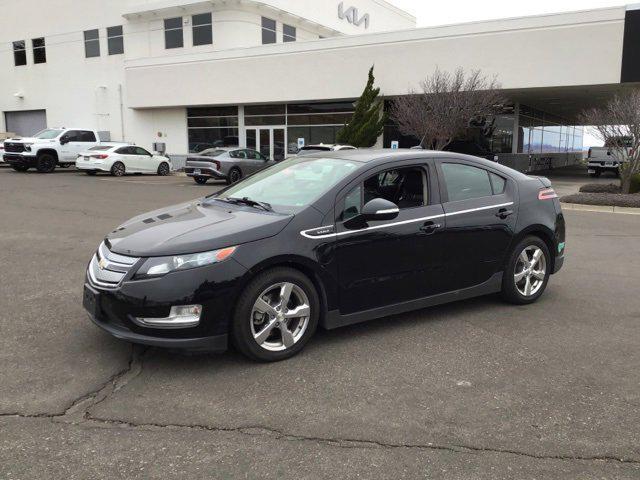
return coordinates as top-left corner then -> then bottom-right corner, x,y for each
211,157 -> 360,213
34,129 -> 63,139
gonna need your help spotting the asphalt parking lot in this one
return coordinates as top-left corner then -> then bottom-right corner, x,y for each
1,166 -> 639,479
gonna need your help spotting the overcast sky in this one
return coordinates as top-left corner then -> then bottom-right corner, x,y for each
386,0 -> 625,147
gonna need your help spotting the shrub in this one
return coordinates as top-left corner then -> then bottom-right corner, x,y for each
631,174 -> 640,194
579,183 -> 620,194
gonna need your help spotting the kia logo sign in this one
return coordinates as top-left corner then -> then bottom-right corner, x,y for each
338,2 -> 370,29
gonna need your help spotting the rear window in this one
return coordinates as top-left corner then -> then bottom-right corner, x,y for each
442,163 -> 493,202
89,146 -> 113,151
301,147 -> 330,152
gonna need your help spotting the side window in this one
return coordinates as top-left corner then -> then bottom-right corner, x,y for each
489,172 -> 507,195
116,147 -> 133,155
363,167 -> 426,209
441,163 -> 493,202
63,131 -> 81,142
79,131 -> 97,142
134,147 -> 150,155
229,150 -> 239,159
340,185 -> 362,221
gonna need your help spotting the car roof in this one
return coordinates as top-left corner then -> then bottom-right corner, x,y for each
302,149 -> 530,179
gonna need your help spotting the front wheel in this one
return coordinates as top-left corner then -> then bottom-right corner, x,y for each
157,162 -> 170,176
110,162 -> 125,177
501,236 -> 551,305
231,268 -> 320,362
193,176 -> 208,185
36,153 -> 56,173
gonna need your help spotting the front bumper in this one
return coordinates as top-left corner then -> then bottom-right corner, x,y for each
83,254 -> 247,352
185,166 -> 226,179
4,153 -> 37,167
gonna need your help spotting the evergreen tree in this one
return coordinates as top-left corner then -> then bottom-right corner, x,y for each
337,66 -> 386,147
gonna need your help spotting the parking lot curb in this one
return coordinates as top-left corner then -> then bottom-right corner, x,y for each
561,202 -> 640,215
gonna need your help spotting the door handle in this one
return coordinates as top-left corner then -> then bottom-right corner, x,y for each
496,208 -> 514,219
420,221 -> 441,234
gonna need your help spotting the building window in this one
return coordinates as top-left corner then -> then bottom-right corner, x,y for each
32,37 -> 46,64
107,26 -> 124,55
262,17 -> 276,44
187,107 -> 239,152
13,41 -> 26,66
283,24 -> 296,42
84,29 -> 100,58
164,17 -> 183,49
192,13 -> 212,46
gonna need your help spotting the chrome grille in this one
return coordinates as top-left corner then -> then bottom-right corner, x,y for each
88,242 -> 140,289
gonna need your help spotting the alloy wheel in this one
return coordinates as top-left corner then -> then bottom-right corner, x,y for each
112,163 -> 125,177
250,282 -> 311,352
514,245 -> 547,297
230,169 -> 241,183
158,163 -> 170,176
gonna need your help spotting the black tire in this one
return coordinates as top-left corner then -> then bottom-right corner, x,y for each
36,153 -> 56,173
231,268 -> 320,362
194,176 -> 208,185
226,168 -> 242,185
501,236 -> 551,305
157,162 -> 170,176
111,162 -> 125,177
85,171 -> 97,176
589,169 -> 601,178
11,165 -> 29,172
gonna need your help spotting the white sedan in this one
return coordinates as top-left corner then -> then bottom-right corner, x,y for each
76,144 -> 171,176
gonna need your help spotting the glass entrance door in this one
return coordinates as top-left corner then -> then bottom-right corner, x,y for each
246,127 -> 286,161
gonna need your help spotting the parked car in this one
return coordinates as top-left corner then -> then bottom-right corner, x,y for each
76,144 -> 171,176
185,147 -> 275,185
295,144 -> 356,156
587,136 -> 633,177
83,150 -> 565,362
3,128 -> 103,173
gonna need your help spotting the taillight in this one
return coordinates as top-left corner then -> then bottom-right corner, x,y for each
92,154 -> 109,159
538,188 -> 558,200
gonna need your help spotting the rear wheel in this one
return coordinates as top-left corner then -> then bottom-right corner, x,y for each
231,268 -> 320,362
194,176 -> 208,185
36,153 -> 56,173
227,168 -> 242,185
157,162 -> 170,176
111,162 -> 125,177
501,236 -> 551,305
11,165 -> 29,172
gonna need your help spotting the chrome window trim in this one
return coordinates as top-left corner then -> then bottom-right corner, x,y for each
299,202 -> 514,240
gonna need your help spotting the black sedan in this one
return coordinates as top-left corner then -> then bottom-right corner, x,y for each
83,150 -> 565,362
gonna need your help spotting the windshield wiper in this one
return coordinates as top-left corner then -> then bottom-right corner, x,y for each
223,197 -> 273,212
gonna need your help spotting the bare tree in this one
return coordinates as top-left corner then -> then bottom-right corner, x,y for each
581,91 -> 640,194
390,67 -> 505,151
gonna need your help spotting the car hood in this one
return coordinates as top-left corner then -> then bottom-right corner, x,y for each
107,200 -> 293,257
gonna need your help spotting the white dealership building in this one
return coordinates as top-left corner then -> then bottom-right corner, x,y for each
2,1 -> 640,170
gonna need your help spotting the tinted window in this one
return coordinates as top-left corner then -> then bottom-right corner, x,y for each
363,167 -> 426,209
63,131 -> 81,142
201,149 -> 226,157
116,147 -> 134,154
192,13 -> 212,46
77,131 -> 96,142
283,24 -> 296,42
13,41 -> 26,66
32,37 -> 46,64
89,146 -> 113,151
442,163 -> 493,202
262,17 -> 276,44
107,26 -> 124,55
134,147 -> 150,155
164,17 -> 183,49
245,149 -> 264,160
84,29 -> 100,58
489,172 -> 507,195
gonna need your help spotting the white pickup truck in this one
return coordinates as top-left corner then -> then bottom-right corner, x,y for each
587,137 -> 633,178
3,127 -> 103,173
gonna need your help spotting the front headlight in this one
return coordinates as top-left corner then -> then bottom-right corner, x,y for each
134,246 -> 237,279
24,143 -> 33,152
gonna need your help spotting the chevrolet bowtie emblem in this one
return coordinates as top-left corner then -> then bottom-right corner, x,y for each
98,258 -> 107,270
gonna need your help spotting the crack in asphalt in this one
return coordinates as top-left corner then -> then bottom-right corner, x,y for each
2,345 -> 638,467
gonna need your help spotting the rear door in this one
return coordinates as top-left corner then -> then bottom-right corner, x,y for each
334,160 -> 446,315
65,130 -> 98,161
436,159 -> 518,291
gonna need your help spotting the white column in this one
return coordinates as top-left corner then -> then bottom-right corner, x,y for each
512,103 -> 520,154
238,105 -> 246,148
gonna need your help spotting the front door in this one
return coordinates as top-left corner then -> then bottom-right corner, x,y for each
246,127 -> 286,161
334,162 -> 446,315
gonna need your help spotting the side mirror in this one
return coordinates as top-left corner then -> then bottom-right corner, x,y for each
59,136 -> 68,145
344,198 -> 399,229
362,198 -> 400,221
